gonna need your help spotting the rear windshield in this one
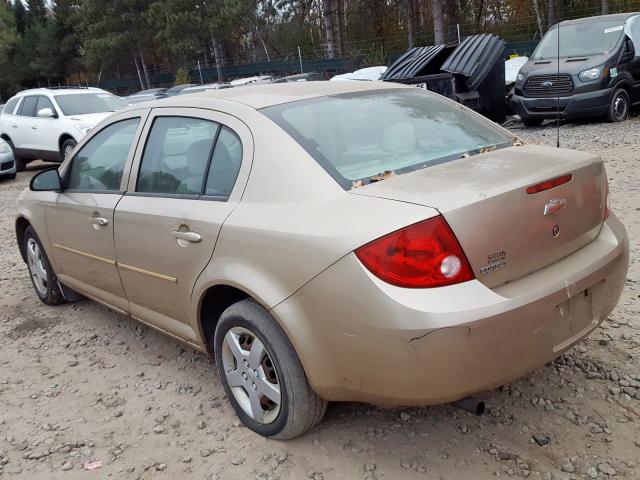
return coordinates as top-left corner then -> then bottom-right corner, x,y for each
262,89 -> 512,189
532,20 -> 626,59
54,93 -> 127,116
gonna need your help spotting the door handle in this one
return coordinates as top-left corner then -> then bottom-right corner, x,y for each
172,230 -> 202,243
90,217 -> 109,227
11,123 -> 17,128
31,125 -> 37,130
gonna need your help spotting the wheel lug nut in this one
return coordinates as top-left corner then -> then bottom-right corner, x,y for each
252,383 -> 257,391
242,372 -> 247,380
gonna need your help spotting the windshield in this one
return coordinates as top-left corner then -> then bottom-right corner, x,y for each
532,20 -> 626,59
263,89 -> 512,189
54,93 -> 127,116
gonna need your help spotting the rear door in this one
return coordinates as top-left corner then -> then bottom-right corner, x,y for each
12,95 -> 38,152
114,108 -> 251,341
46,110 -> 148,312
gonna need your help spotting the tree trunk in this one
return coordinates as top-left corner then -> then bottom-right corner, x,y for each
212,37 -> 224,82
445,0 -> 457,42
405,0 -> 417,48
547,0 -> 557,31
601,0 -> 609,14
322,0 -> 336,59
432,0 -> 446,45
334,0 -> 343,56
138,50 -> 151,89
531,0 -> 544,39
134,57 -> 145,91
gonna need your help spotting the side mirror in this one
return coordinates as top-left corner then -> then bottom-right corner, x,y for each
37,107 -> 57,118
30,168 -> 61,191
621,39 -> 636,62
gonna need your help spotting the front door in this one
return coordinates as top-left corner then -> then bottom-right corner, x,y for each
114,108 -> 251,341
46,112 -> 147,312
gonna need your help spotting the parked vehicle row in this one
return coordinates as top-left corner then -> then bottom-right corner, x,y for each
0,138 -> 16,179
16,81 -> 629,439
0,87 -> 127,171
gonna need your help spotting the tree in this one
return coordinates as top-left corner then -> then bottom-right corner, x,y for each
12,0 -> 26,34
25,0 -> 47,24
547,0 -> 557,30
432,0 -> 447,44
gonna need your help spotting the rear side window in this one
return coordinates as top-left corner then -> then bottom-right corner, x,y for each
205,127 -> 242,197
18,96 -> 38,117
3,97 -> 20,115
67,118 -> 140,192
137,117 -> 242,199
262,89 -> 512,189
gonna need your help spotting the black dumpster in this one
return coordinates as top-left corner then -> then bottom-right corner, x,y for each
382,34 -> 507,123
380,45 -> 457,98
441,34 -> 507,123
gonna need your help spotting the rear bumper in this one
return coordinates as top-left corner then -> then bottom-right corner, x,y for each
273,214 -> 629,405
511,87 -> 612,120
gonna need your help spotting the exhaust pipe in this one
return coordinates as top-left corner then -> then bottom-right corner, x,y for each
453,397 -> 485,416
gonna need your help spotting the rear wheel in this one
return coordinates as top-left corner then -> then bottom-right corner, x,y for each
214,299 -> 327,439
23,226 -> 64,305
61,138 -> 77,160
6,139 -> 26,172
606,88 -> 629,122
521,117 -> 543,127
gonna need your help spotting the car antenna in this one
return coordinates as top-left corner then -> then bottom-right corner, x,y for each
556,15 -> 561,148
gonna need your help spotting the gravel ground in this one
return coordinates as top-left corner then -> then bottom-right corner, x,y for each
0,118 -> 639,480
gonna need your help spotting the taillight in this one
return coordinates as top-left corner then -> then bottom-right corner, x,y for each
526,174 -> 573,194
355,216 -> 475,288
604,182 -> 610,220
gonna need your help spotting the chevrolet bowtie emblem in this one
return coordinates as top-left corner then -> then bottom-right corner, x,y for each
544,198 -> 566,216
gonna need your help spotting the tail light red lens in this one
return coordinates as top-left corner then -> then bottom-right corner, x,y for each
355,216 -> 475,288
526,174 -> 573,194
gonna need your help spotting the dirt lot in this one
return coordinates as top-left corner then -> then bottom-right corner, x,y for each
0,119 -> 639,480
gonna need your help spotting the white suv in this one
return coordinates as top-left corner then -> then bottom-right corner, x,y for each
0,87 -> 127,171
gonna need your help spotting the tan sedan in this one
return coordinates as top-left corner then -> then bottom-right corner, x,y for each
15,82 -> 629,439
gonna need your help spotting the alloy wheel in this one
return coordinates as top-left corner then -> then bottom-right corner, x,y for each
27,238 -> 48,297
64,144 -> 74,159
221,326 -> 281,424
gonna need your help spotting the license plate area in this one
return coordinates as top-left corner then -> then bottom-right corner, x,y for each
553,288 -> 594,352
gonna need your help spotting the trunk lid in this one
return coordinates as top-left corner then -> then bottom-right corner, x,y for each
351,145 -> 606,288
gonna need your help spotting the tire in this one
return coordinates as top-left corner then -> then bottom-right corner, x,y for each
605,88 -> 629,123
23,226 -> 65,306
214,299 -> 327,439
521,117 -> 543,127
6,139 -> 26,172
61,138 -> 77,160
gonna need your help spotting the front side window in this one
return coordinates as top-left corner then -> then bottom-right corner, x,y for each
54,93 -> 127,116
263,89 -> 512,189
67,118 -> 140,191
36,96 -> 55,116
137,117 -> 220,196
18,96 -> 38,117
3,97 -> 20,115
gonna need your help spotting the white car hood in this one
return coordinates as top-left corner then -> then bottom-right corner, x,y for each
67,112 -> 112,126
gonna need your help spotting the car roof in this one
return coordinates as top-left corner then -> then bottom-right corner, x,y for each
15,87 -> 106,97
143,81 -> 410,110
559,12 -> 639,25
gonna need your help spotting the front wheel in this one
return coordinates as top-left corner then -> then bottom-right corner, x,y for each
23,226 -> 65,305
61,138 -> 77,160
606,88 -> 629,122
214,299 -> 327,439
